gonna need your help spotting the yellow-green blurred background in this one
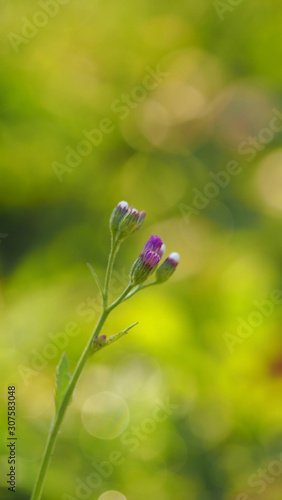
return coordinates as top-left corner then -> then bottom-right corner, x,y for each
1,0 -> 282,499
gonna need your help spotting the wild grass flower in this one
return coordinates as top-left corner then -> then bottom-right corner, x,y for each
156,252 -> 180,282
130,235 -> 165,285
30,201 -> 180,500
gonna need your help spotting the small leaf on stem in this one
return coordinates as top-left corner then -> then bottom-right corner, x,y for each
107,322 -> 138,343
87,263 -> 104,298
89,322 -> 138,356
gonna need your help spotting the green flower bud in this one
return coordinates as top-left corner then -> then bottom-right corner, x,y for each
156,252 -> 180,282
109,201 -> 129,238
118,207 -> 146,240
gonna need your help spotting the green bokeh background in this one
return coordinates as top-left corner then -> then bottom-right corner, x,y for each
1,0 -> 282,499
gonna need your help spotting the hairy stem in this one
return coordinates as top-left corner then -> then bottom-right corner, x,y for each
31,239 -> 138,500
107,283 -> 133,312
123,281 -> 158,302
103,235 -> 120,308
30,309 -> 109,500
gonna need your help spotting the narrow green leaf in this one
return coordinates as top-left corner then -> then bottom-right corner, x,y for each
107,322 -> 138,344
87,263 -> 104,298
55,353 -> 71,414
89,322 -> 138,356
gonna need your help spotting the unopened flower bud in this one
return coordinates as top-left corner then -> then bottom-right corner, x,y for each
156,252 -> 180,282
130,236 -> 164,285
142,235 -> 165,258
94,335 -> 107,346
90,335 -> 107,354
109,201 -> 129,235
118,206 -> 146,240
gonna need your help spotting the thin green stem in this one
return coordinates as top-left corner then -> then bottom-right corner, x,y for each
103,235 -> 120,308
31,236 -> 138,500
107,283 -> 133,312
30,309 -> 109,500
123,281 -> 159,302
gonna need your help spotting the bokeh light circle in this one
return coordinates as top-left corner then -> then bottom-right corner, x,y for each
99,491 -> 126,500
81,391 -> 129,439
190,398 -> 233,445
114,354 -> 162,400
255,149 -> 282,214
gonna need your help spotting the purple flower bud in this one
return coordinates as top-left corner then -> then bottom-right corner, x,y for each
99,334 -> 107,342
156,252 -> 180,282
118,206 -> 146,239
141,235 -> 165,258
109,201 -> 129,233
118,201 -> 129,211
130,236 -> 164,285
91,334 -> 107,352
141,250 -> 161,269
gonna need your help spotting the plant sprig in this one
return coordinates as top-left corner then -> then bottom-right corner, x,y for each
30,201 -> 180,500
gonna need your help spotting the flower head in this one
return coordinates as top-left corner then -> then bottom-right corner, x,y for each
110,201 -> 129,233
141,250 -> 161,269
156,252 -> 180,282
118,206 -> 146,240
109,201 -> 146,242
130,236 -> 164,285
141,235 -> 165,258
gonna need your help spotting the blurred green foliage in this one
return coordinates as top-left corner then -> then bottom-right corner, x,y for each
1,0 -> 282,499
